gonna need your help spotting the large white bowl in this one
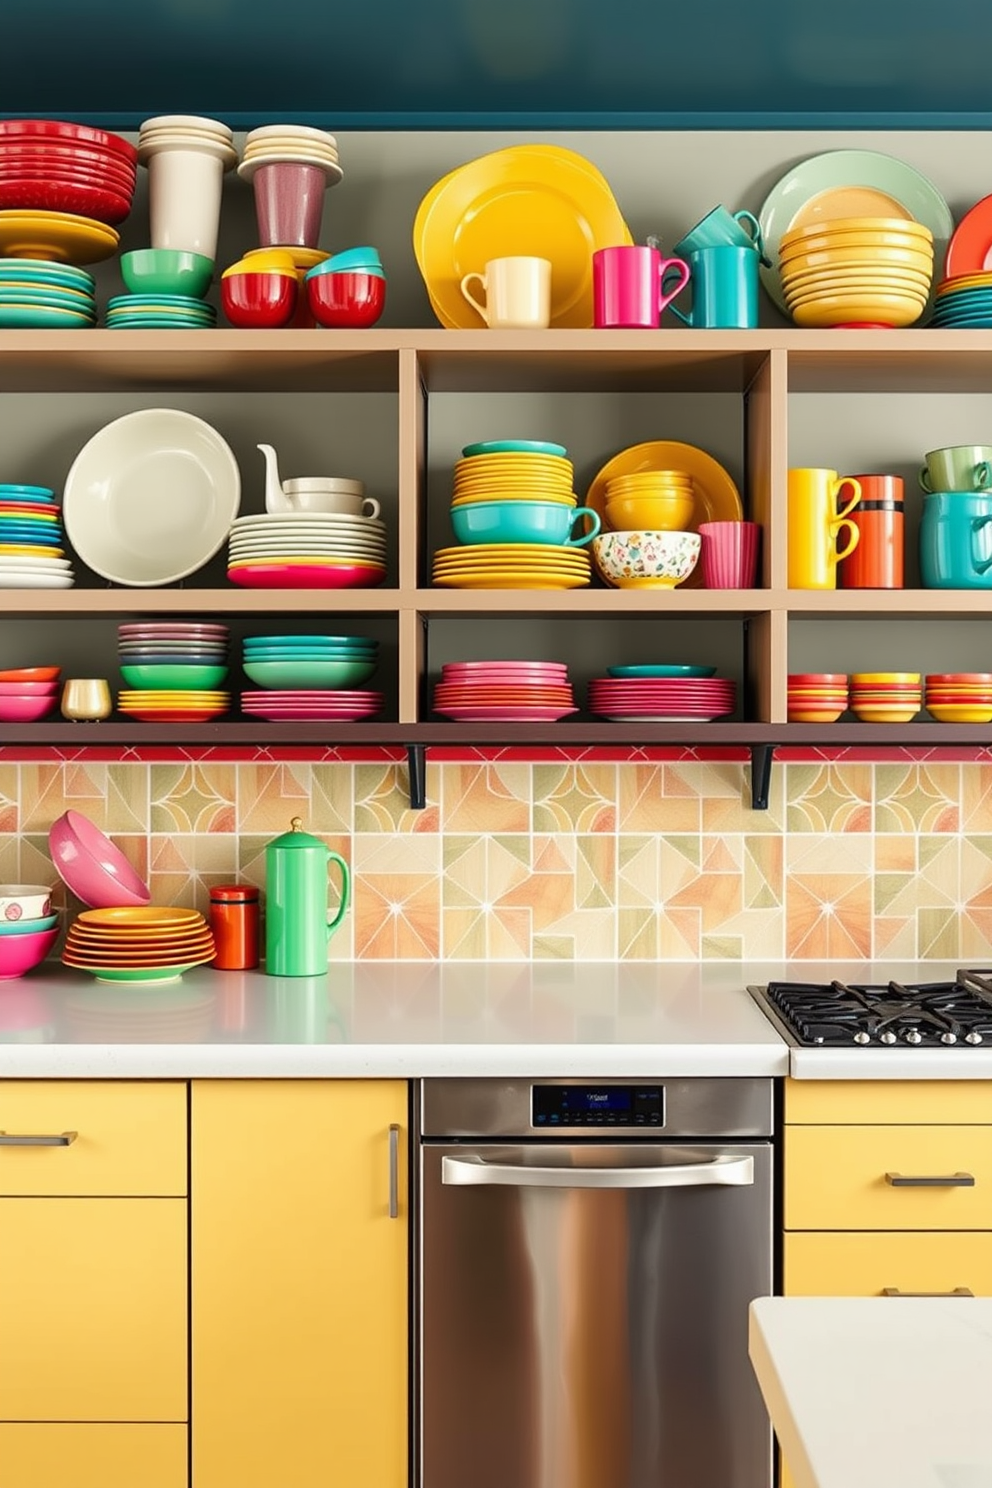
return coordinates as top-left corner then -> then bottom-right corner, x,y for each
63,409 -> 241,585
48,809 -> 151,908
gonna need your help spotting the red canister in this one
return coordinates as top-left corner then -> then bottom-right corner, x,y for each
839,473 -> 904,589
209,884 -> 260,970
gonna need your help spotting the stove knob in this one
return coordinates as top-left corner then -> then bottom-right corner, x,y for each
880,1031 -> 897,1045
905,1029 -> 923,1045
966,1031 -> 984,1045
854,1031 -> 872,1045
940,1032 -> 958,1045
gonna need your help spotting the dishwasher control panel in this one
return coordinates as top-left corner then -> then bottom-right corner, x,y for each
532,1084 -> 664,1128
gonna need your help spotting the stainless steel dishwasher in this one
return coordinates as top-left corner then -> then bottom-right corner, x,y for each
419,1076 -> 773,1488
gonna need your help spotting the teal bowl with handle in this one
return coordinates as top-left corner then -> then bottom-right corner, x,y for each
451,500 -> 600,547
119,663 -> 230,690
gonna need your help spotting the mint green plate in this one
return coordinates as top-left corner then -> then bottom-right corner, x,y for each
90,965 -> 198,984
0,306 -> 93,327
607,664 -> 717,678
462,439 -> 567,458
120,663 -> 230,690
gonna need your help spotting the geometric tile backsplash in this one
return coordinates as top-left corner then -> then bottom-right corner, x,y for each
3,753 -> 992,962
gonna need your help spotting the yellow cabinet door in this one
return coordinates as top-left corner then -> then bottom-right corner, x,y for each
192,1080 -> 408,1488
0,1082 -> 186,1196
0,1424 -> 187,1488
784,1230 -> 992,1296
784,1125 -> 992,1230
0,1199 -> 187,1422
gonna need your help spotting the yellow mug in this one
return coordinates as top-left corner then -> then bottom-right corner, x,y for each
787,468 -> 861,589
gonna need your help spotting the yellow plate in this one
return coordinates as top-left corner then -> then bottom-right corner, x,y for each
937,272 -> 992,295
0,544 -> 65,557
786,284 -> 928,308
451,493 -> 577,507
413,144 -> 632,329
432,571 -> 591,589
76,906 -> 203,928
0,210 -> 119,264
586,440 -> 742,589
927,705 -> 992,722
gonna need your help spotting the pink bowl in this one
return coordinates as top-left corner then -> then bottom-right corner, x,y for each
48,809 -> 151,909
0,694 -> 57,722
0,926 -> 59,979
0,681 -> 59,696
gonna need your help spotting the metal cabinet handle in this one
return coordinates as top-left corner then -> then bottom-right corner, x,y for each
882,1287 -> 974,1298
884,1171 -> 975,1187
442,1153 -> 753,1189
0,1131 -> 77,1147
388,1124 -> 400,1219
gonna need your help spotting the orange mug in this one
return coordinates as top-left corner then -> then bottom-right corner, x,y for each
787,468 -> 861,589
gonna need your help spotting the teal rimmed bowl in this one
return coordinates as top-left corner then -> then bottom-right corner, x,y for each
242,657 -> 376,689
119,663 -> 229,690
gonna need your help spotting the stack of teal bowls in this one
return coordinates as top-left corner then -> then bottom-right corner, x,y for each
106,248 -> 216,329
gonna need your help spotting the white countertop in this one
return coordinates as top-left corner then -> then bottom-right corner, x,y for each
749,1296 -> 992,1488
0,959 -> 988,1079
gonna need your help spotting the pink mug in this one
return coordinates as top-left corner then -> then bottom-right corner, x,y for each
593,245 -> 691,329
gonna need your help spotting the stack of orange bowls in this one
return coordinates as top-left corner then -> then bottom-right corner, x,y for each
849,672 -> 922,723
924,673 -> 992,724
787,673 -> 849,723
779,217 -> 934,328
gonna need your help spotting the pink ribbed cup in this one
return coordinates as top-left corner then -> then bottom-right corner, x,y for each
698,520 -> 761,588
253,161 -> 327,248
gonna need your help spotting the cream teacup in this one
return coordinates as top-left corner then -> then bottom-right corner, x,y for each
459,256 -> 552,329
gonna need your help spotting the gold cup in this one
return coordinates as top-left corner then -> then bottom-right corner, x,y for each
61,678 -> 112,722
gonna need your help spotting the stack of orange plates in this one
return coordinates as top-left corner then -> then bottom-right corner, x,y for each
849,672 -> 922,723
925,673 -> 992,723
779,216 -> 933,328
62,906 -> 216,985
787,672 -> 849,723
431,542 -> 591,590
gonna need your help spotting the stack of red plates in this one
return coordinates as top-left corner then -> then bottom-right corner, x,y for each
924,673 -> 992,724
587,674 -> 736,721
240,689 -> 383,722
433,661 -> 578,721
0,119 -> 136,225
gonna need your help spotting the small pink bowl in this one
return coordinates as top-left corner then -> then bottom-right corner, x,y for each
48,809 -> 151,909
0,694 -> 57,722
0,926 -> 59,979
0,680 -> 59,695
307,271 -> 385,329
221,271 -> 298,329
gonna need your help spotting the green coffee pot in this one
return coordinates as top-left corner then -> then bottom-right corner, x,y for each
264,817 -> 351,977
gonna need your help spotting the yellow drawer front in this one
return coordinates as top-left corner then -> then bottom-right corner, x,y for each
0,1082 -> 186,1195
0,1199 -> 187,1421
784,1079 -> 992,1125
0,1424 -> 187,1488
785,1125 -> 992,1230
784,1230 -> 992,1296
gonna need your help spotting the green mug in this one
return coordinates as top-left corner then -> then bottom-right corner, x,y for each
264,817 -> 351,977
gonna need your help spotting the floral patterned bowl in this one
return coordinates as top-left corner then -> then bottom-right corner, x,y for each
592,529 -> 701,588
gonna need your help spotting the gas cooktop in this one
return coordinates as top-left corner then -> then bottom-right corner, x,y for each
748,970 -> 992,1048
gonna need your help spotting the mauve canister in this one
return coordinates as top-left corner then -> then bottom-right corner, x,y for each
253,162 -> 327,248
839,473 -> 904,589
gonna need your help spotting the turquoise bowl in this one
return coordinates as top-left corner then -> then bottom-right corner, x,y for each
451,499 -> 600,547
119,663 -> 230,690
120,249 -> 215,300
0,912 -> 58,937
306,259 -> 386,281
242,657 -> 376,689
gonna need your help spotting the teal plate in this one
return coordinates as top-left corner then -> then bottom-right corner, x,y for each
243,634 -> 377,647
462,439 -> 568,458
107,293 -> 213,310
106,318 -> 213,330
0,306 -> 93,327
87,964 -> 200,984
607,664 -> 718,678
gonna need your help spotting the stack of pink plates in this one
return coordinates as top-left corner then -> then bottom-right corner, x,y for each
587,674 -> 736,721
432,661 -> 578,721
240,688 -> 383,722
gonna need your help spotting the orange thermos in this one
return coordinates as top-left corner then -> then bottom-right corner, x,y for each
839,473 -> 904,589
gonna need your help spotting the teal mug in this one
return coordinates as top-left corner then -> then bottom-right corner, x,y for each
919,490 -> 992,588
674,205 -> 768,266
664,245 -> 759,329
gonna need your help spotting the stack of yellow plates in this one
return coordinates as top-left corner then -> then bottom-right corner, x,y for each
62,906 -> 216,985
432,543 -> 591,590
117,689 -> 230,722
452,451 -> 575,507
779,217 -> 933,327
0,209 -> 119,264
413,144 -> 632,329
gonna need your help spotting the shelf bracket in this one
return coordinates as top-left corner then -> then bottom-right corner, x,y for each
749,743 -> 776,811
406,743 -> 427,810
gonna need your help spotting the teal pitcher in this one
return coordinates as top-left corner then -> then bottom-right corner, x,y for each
264,817 -> 351,976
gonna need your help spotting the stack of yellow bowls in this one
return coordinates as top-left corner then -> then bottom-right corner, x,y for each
779,217 -> 934,328
602,470 -> 695,533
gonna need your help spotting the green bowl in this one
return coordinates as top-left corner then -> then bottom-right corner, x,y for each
119,663 -> 230,690
242,658 -> 376,689
120,249 -> 215,300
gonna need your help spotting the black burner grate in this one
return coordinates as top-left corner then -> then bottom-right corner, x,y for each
756,972 -> 992,1047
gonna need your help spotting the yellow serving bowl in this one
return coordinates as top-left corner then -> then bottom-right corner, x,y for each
783,263 -> 933,294
791,292 -> 927,328
781,215 -> 933,247
604,492 -> 694,531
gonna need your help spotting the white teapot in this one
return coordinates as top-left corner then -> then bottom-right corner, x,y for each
258,443 -> 381,518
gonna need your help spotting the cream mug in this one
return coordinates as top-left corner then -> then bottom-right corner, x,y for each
459,256 -> 552,329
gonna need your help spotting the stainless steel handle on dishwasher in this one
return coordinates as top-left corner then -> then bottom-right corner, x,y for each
0,1131 -> 77,1147
884,1171 -> 975,1187
442,1153 -> 754,1189
388,1124 -> 400,1218
882,1286 -> 974,1297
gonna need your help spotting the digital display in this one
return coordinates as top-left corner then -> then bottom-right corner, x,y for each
532,1085 -> 664,1128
